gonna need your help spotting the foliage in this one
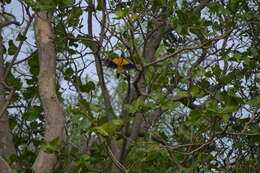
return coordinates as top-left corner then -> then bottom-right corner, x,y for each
0,0 -> 259,172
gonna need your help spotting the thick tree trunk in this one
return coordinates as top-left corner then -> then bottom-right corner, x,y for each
32,11 -> 65,173
0,29 -> 16,173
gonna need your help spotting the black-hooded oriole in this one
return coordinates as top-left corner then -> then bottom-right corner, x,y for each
106,57 -> 135,77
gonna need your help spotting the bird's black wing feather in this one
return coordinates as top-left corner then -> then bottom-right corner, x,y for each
123,63 -> 135,69
105,60 -> 118,68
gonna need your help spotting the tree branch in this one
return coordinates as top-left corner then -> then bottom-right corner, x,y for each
144,30 -> 233,68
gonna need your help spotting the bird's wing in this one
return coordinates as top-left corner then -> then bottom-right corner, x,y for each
122,63 -> 135,69
105,59 -> 118,68
112,58 -> 131,65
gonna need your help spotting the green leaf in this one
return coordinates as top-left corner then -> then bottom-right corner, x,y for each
93,126 -> 109,136
93,119 -> 124,137
28,52 -> 39,76
26,78 -> 36,85
79,99 -> 90,110
0,43 -> 5,54
176,24 -> 182,34
190,86 -> 204,97
67,7 -> 82,27
96,0 -> 104,10
114,9 -> 129,19
64,67 -> 74,76
6,71 -> 22,89
220,104 -> 238,113
211,65 -> 222,79
198,79 -> 211,89
24,106 -> 42,121
86,81 -> 95,91
247,97 -> 260,106
222,113 -> 230,123
124,97 -> 144,113
16,33 -> 27,41
123,105 -> 133,113
22,0 -> 37,7
220,73 -> 233,84
8,40 -> 18,55
61,0 -> 74,7
151,0 -> 163,12
206,100 -> 218,112
76,152 -> 91,167
42,137 -> 62,154
194,67 -> 206,77
115,10 -> 124,18
78,119 -> 92,130
70,7 -> 83,19
177,90 -> 188,97
161,101 -> 179,110
2,0 -> 11,4
188,109 -> 203,124
208,2 -> 222,14
23,87 -> 37,99
79,81 -> 95,93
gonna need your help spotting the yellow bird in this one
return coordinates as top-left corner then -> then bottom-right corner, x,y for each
106,57 -> 135,77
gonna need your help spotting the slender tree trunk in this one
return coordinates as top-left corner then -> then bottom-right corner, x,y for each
0,28 -> 16,173
118,7 -> 171,166
32,11 -> 65,173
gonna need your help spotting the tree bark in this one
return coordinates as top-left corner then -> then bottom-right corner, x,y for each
0,28 -> 16,173
32,11 -> 65,173
118,8 -> 172,165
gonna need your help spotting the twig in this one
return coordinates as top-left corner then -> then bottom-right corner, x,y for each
241,104 -> 260,133
222,132 -> 260,136
144,30 -> 232,68
0,88 -> 15,118
169,140 -> 213,155
4,14 -> 35,80
0,156 -> 12,173
0,12 -> 20,28
105,140 -> 129,173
